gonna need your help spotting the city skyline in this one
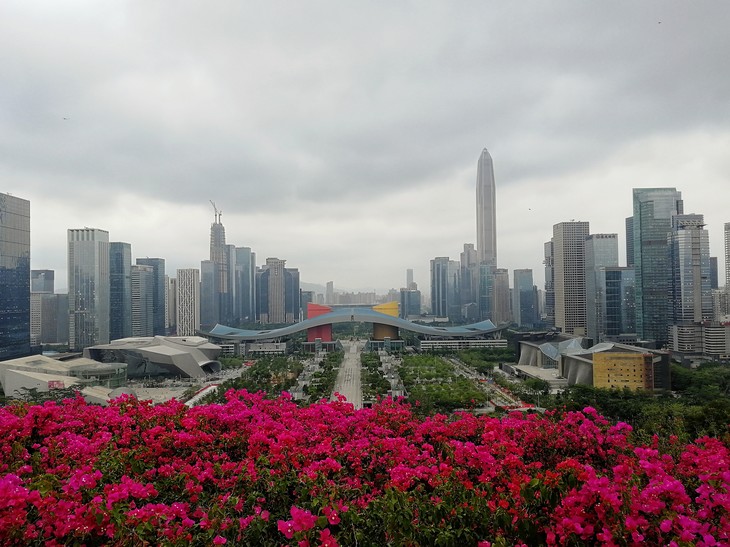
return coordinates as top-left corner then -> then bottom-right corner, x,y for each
3,2 -> 729,292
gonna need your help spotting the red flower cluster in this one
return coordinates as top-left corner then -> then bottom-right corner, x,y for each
0,392 -> 727,545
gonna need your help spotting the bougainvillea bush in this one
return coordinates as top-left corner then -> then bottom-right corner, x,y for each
0,391 -> 728,546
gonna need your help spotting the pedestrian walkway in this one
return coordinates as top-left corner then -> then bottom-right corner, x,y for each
331,340 -> 364,409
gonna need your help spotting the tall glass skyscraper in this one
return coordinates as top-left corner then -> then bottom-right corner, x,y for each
632,188 -> 683,345
476,148 -> 497,266
513,269 -> 536,328
255,258 -> 299,324
430,257 -> 450,318
585,234 -> 619,342
669,214 -> 711,324
200,260 -> 218,328
131,264 -> 154,336
725,222 -> 730,291
234,246 -> 256,324
597,267 -> 636,341
109,242 -> 132,341
209,209 -> 231,325
0,193 -> 31,360
543,240 -> 555,328
136,257 -> 166,335
68,228 -> 110,350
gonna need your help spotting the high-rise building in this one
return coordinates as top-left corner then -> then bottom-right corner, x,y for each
31,292 -> 68,346
460,243 -> 479,309
209,206 -> 231,325
400,288 -> 421,319
200,260 -> 218,328
478,263 -> 496,321
109,242 -> 132,341
165,276 -> 176,333
669,214 -> 711,324
725,222 -> 730,290
710,257 -> 719,290
543,240 -> 555,328
625,217 -> 634,267
176,269 -> 200,336
234,247 -> 256,324
447,260 -> 461,321
513,269 -> 536,328
300,290 -> 315,320
325,281 -> 334,305
406,269 -> 415,290
430,257 -> 450,318
31,270 -> 54,293
285,268 -> 300,324
585,234 -> 619,342
476,148 -> 497,266
256,258 -> 300,324
492,268 -> 511,325
0,193 -> 30,360
68,228 -> 110,350
131,264 -> 154,336
596,267 -> 636,342
712,289 -> 729,321
553,221 -> 590,335
136,258 -> 165,335
262,258 -> 285,324
30,269 -> 53,347
633,188 -> 683,345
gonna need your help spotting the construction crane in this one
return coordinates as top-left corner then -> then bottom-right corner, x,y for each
210,200 -> 222,223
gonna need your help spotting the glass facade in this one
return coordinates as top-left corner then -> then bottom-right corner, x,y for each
31,269 -> 54,293
669,215 -> 711,324
136,258 -> 166,335
400,288 -> 421,318
478,262 -> 495,322
254,259 -> 299,324
513,269 -> 536,328
585,234 -> 619,342
68,228 -> 110,350
632,188 -> 683,345
234,247 -> 256,324
476,149 -> 497,266
109,242 -> 132,341
430,257 -> 450,318
599,267 -> 636,340
543,240 -> 555,328
0,193 -> 31,360
200,260 -> 218,328
131,264 -> 154,336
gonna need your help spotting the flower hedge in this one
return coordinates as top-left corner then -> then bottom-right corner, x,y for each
0,390 -> 728,546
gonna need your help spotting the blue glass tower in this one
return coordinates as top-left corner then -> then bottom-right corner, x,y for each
110,242 -> 132,341
0,193 -> 31,359
632,188 -> 683,346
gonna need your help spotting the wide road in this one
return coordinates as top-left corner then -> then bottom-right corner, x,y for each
331,340 -> 364,409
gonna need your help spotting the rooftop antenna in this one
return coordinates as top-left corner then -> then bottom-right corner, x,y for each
209,200 -> 222,223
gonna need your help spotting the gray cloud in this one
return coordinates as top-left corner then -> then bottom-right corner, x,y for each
2,1 -> 729,292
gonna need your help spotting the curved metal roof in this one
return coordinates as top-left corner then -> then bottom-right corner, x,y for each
202,307 -> 502,341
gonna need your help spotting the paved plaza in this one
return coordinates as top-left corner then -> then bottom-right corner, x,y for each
332,340 -> 364,409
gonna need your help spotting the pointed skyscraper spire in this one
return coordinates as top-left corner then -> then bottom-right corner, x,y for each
476,148 -> 497,265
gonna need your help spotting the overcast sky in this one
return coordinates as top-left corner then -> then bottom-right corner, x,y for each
3,1 -> 729,295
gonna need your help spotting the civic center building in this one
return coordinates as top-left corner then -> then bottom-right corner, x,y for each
201,302 -> 508,356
